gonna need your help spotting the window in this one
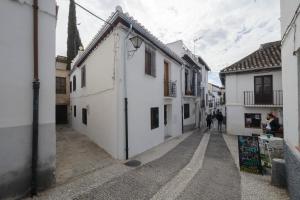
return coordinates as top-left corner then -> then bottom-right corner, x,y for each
56,77 -> 66,94
254,75 -> 273,104
73,76 -> 76,91
245,113 -> 261,128
151,107 -> 159,129
81,66 -> 86,88
184,104 -> 190,119
185,69 -> 188,94
73,105 -> 76,117
145,45 -> 156,77
82,108 -> 87,125
70,81 -> 72,93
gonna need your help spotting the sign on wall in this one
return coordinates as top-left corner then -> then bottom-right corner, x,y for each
238,135 -> 262,174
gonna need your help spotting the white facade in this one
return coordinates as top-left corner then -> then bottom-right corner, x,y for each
0,0 -> 56,199
207,83 -> 225,115
70,11 -> 183,160
281,0 -> 300,155
167,40 -> 208,132
224,70 -> 283,136
280,1 -> 300,199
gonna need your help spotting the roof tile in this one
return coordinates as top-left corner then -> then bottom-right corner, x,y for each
221,41 -> 281,74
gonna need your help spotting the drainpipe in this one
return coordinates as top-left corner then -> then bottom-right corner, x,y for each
180,66 -> 184,133
31,0 -> 40,196
124,24 -> 132,159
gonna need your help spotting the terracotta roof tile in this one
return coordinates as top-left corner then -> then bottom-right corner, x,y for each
220,41 -> 281,74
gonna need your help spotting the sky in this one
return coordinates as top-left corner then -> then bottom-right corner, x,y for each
56,0 -> 281,86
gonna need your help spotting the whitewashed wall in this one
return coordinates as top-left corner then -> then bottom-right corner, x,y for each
71,25 -> 183,160
70,29 -> 119,159
0,0 -> 56,199
120,28 -> 183,158
225,70 -> 283,135
281,0 -> 300,150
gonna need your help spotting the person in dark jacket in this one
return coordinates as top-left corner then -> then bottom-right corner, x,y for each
268,113 -> 280,136
206,114 -> 212,130
216,111 -> 224,132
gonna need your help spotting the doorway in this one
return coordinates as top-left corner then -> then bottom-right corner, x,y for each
56,105 -> 68,124
164,104 -> 172,140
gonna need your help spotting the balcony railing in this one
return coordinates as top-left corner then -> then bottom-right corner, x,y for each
244,90 -> 283,106
164,81 -> 177,97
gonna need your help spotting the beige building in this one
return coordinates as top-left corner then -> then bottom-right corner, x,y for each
56,56 -> 70,124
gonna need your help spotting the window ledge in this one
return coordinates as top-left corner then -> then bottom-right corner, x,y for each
145,74 -> 156,78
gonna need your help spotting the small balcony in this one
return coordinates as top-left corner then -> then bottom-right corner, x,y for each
164,81 -> 177,97
244,90 -> 283,107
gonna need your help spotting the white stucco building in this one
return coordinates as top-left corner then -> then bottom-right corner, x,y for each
207,83 -> 225,115
70,7 -> 183,160
0,0 -> 56,199
167,40 -> 209,132
280,1 -> 300,199
56,56 -> 70,124
220,41 -> 283,136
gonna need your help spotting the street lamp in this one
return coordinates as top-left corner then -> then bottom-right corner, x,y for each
129,35 -> 143,50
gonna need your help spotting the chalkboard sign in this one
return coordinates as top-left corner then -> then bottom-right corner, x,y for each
238,135 -> 262,174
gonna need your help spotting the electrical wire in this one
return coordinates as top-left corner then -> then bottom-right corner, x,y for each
281,2 -> 300,44
74,1 -> 112,26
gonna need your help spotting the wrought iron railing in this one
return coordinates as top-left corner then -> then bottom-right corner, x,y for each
244,90 -> 283,106
164,81 -> 177,97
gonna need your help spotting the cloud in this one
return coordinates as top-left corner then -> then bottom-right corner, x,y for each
208,71 -> 222,86
56,0 -> 280,73
234,26 -> 253,43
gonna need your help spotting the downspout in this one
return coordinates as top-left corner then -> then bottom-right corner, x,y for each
124,24 -> 132,159
180,66 -> 184,133
31,0 -> 40,196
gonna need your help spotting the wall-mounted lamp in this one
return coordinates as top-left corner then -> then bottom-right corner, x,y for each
129,35 -> 143,50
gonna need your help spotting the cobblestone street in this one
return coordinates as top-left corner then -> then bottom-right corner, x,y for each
74,131 -> 204,200
30,127 -> 289,200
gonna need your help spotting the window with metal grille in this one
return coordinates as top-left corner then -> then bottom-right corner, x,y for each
56,77 -> 66,94
145,45 -> 156,77
81,66 -> 86,88
82,108 -> 87,125
184,104 -> 190,119
73,76 -> 76,91
151,107 -> 159,129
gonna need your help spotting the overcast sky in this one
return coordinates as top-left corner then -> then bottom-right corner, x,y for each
56,0 -> 281,85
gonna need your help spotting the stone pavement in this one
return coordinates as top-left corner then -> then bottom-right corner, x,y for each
74,131 -> 204,200
176,130 -> 241,200
28,126 -> 289,200
56,126 -> 118,185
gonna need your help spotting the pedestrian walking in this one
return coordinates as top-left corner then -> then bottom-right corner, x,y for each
267,113 -> 280,136
206,114 -> 212,130
216,111 -> 223,132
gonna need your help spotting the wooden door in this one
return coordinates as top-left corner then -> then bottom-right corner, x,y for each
164,62 -> 169,96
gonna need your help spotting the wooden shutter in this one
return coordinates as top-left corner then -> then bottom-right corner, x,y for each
151,49 -> 156,77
